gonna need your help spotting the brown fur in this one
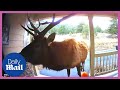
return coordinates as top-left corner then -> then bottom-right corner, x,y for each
48,39 -> 81,70
21,38 -> 88,71
43,39 -> 88,71
78,41 -> 88,64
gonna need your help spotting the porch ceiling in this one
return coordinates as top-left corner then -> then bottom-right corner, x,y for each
27,13 -> 117,20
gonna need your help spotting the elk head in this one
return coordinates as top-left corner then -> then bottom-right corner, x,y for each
20,13 -> 76,65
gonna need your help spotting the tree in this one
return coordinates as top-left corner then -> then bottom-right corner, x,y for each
82,24 -> 89,39
76,23 -> 85,33
94,26 -> 103,36
94,26 -> 102,33
107,18 -> 117,35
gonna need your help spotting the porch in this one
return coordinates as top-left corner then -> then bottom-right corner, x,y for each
32,13 -> 118,77
2,12 -> 118,77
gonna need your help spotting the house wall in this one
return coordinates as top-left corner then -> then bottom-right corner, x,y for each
2,14 -> 27,56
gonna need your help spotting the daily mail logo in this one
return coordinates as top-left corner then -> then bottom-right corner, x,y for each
6,59 -> 23,70
2,53 -> 26,77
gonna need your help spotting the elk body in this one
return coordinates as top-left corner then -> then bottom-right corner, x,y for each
20,14 -> 88,77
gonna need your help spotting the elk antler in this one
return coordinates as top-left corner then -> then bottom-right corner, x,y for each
21,14 -> 48,37
27,15 -> 41,34
21,13 -> 76,38
40,13 -> 76,37
21,24 -> 36,37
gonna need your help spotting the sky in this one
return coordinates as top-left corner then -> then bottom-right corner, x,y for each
44,16 -> 112,30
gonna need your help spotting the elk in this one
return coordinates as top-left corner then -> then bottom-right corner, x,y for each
20,14 -> 88,77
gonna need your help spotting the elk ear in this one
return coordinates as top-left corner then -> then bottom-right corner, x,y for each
47,33 -> 56,43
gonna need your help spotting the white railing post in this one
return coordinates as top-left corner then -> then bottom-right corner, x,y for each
88,15 -> 95,76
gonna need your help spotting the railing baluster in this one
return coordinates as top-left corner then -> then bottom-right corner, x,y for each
113,54 -> 115,69
110,55 -> 112,70
112,54 -> 113,70
101,56 -> 103,72
103,56 -> 105,72
106,56 -> 107,71
109,55 -> 110,70
116,54 -> 118,68
115,54 -> 117,69
94,57 -> 96,74
100,56 -> 102,72
95,57 -> 97,75
107,55 -> 109,71
96,57 -> 98,74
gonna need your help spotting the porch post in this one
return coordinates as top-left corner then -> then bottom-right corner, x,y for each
88,15 -> 95,76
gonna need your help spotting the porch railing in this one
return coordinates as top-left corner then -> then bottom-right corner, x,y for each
94,50 -> 118,76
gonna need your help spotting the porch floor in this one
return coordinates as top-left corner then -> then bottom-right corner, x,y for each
35,69 -> 118,77
95,70 -> 118,77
